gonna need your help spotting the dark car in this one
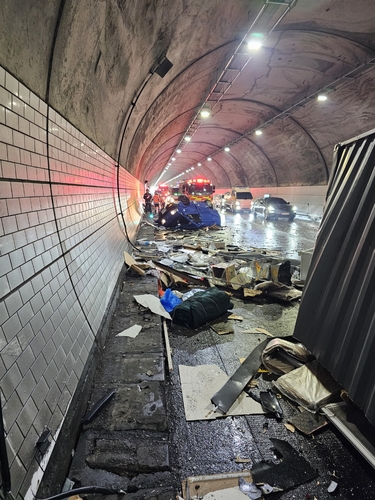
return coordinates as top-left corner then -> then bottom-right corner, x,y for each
252,196 -> 297,221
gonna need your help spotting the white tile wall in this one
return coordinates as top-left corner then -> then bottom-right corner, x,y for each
0,66 -> 143,498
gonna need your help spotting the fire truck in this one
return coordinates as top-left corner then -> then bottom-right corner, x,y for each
171,178 -> 215,204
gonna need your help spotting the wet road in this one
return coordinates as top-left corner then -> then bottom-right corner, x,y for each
219,211 -> 320,260
165,211 -> 375,500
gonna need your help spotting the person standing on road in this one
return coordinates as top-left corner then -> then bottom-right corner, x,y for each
153,192 -> 161,214
143,189 -> 152,214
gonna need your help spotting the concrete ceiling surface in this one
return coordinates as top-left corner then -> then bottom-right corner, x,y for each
2,0 -> 375,188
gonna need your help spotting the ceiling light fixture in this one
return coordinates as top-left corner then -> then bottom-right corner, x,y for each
255,130 -> 263,136
247,33 -> 264,50
171,157 -> 176,161
200,105 -> 211,119
224,147 -> 230,152
184,136 -> 191,142
197,163 -> 201,167
207,157 -> 212,161
317,94 -> 328,101
176,149 -> 182,153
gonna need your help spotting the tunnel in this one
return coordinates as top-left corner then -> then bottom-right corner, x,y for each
1,1 -> 375,498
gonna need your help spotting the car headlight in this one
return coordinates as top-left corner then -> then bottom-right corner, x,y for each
161,219 -> 166,224
293,206 -> 297,212
170,209 -> 177,215
268,206 -> 275,212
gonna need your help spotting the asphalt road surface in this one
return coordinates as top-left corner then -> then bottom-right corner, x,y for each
165,210 -> 375,500
219,211 -> 320,260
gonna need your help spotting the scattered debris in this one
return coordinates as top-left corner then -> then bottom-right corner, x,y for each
274,360 -> 342,412
163,318 -> 173,372
259,390 -> 283,418
211,339 -> 269,414
234,455 -> 251,464
81,390 -> 116,426
327,480 -> 339,493
284,422 -> 296,433
251,439 -> 318,491
261,337 -> 314,375
227,314 -> 243,321
182,470 -> 253,500
238,476 -> 262,499
116,325 -> 142,338
209,318 -> 234,335
133,294 -> 171,320
178,364 -> 264,421
288,409 -> 328,435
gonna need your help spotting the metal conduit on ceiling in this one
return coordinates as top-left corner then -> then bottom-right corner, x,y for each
293,128 -> 375,425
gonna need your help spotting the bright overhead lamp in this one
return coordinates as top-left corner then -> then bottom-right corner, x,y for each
255,130 -> 263,136
171,157 -> 176,161
200,106 -> 211,119
247,33 -> 264,50
176,149 -> 182,153
224,147 -> 230,152
184,136 -> 191,142
317,94 -> 328,101
207,157 -> 212,161
197,163 -> 201,167
191,167 -> 194,170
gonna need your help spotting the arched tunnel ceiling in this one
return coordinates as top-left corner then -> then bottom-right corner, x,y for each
2,0 -> 375,189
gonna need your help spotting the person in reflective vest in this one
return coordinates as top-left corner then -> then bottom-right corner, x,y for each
153,192 -> 161,214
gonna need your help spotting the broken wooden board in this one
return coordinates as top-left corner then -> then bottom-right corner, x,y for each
201,487 -> 251,500
243,288 -> 263,298
227,314 -> 243,321
179,365 -> 264,421
182,471 -> 253,500
124,251 -> 146,275
241,329 -> 273,337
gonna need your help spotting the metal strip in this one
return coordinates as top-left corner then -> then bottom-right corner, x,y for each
211,339 -> 269,413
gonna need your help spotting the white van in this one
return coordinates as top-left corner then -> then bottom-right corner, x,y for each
224,187 -> 253,212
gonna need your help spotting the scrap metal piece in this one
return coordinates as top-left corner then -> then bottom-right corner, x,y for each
82,390 -> 116,425
259,390 -> 283,419
252,438 -> 318,491
211,339 -> 269,413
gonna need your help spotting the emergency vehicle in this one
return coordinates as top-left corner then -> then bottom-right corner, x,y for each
171,178 -> 215,204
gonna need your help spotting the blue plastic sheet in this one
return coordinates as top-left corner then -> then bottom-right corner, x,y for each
160,288 -> 182,313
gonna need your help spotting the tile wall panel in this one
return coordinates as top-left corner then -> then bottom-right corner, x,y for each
0,66 -> 143,499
